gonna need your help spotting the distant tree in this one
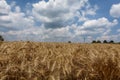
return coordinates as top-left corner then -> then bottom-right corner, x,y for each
103,40 -> 108,43
0,35 -> 4,41
96,40 -> 101,43
109,40 -> 114,43
68,41 -> 71,43
92,40 -> 96,43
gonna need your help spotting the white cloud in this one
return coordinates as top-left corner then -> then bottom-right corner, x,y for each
0,0 -> 34,30
15,6 -> 21,13
2,25 -> 72,41
1,16 -> 118,42
82,17 -> 118,28
110,3 -> 120,18
0,0 -> 11,15
32,0 -> 97,28
74,17 -> 118,38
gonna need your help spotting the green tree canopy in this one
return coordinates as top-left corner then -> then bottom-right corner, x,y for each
103,40 -> 108,43
0,35 -> 4,41
96,40 -> 101,43
92,40 -> 96,43
109,40 -> 114,43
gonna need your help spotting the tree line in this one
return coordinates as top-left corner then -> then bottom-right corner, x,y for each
0,35 -> 4,41
92,40 -> 115,44
0,35 -> 119,44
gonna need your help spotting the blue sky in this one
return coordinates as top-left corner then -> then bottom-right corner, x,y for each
0,0 -> 120,42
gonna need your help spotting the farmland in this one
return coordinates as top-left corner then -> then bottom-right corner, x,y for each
0,41 -> 120,80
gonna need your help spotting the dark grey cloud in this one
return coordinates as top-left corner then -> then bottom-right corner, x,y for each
0,13 -> 8,16
44,20 -> 66,28
0,20 -> 11,24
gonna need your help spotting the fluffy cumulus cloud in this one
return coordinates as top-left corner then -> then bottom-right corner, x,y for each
0,0 -> 119,42
32,0 -> 98,28
110,3 -> 120,18
3,17 -> 117,42
82,18 -> 118,28
1,26 -> 70,41
0,0 -> 34,31
0,0 -> 10,15
75,17 -> 118,35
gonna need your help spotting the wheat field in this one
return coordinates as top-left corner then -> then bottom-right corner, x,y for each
0,41 -> 120,80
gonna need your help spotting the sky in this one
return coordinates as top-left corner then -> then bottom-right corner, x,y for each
0,0 -> 120,42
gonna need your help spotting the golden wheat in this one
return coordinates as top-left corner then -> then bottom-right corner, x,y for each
0,41 -> 120,80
